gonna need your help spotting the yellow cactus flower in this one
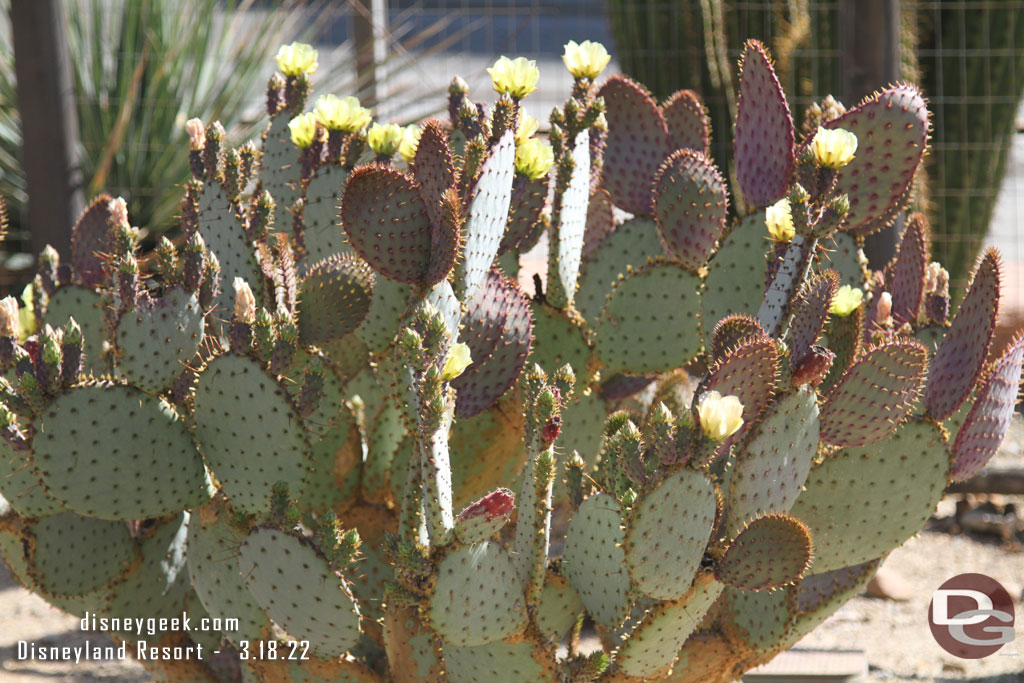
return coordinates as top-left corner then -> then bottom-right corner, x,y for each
812,126 -> 858,169
442,342 -> 473,381
19,284 -> 36,342
515,109 -> 539,145
697,391 -> 744,442
765,198 -> 795,242
486,56 -> 540,99
288,113 -> 318,149
562,40 -> 611,80
398,125 -> 423,162
233,278 -> 256,324
830,285 -> 864,317
275,42 -> 318,77
185,118 -> 205,151
515,138 -> 554,181
367,122 -> 405,156
314,94 -> 372,133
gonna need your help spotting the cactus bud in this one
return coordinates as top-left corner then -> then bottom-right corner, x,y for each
297,355 -> 325,417
565,451 -> 587,509
580,97 -> 605,130
116,254 -> 139,312
199,252 -> 220,311
791,345 -> 835,387
155,236 -> 178,283
203,121 -> 225,178
253,308 -> 276,362
551,364 -> 576,403
182,232 -> 206,292
223,148 -> 244,199
266,72 -> 286,117
270,316 -> 299,376
232,278 -> 256,325
645,401 -> 676,468
248,190 -> 275,241
37,245 -> 59,296
620,487 -> 638,507
270,481 -> 300,527
109,196 -> 129,230
60,317 -> 83,386
186,118 -> 206,178
454,488 -> 515,543
0,295 -> 19,340
491,92 -> 517,143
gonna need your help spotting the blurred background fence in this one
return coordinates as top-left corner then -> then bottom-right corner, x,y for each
1,0 -> 1022,298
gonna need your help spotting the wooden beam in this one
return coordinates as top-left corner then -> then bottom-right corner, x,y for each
11,0 -> 84,259
351,0 -> 388,112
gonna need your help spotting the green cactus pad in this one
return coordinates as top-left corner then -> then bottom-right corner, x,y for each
103,513 -> 191,637
364,396 -> 407,506
734,40 -> 794,207
717,514 -> 811,590
827,85 -> 929,236
661,89 -> 710,155
456,130 -> 516,302
428,540 -> 527,646
594,261 -> 702,374
25,512 -> 136,597
787,559 -> 880,642
443,640 -> 555,683
706,336 -> 779,455
789,270 -> 840,366
558,389 -> 608,468
193,354 -> 311,515
710,314 -> 767,361
529,302 -> 592,374
0,520 -> 32,587
297,254 -> 374,346
550,130 -> 591,308
187,499 -> 271,644
722,586 -> 792,655
239,526 -> 362,657
924,249 -> 999,421
115,287 -> 205,393
383,605 -> 444,683
454,488 -> 514,544
534,570 -> 584,642
582,188 -> 616,259
70,193 -> 114,288
888,213 -> 928,325
653,149 -> 728,273
356,274 -> 412,352
625,468 -> 717,600
615,574 -> 724,678
412,120 -> 458,229
576,217 -> 664,324
341,165 -> 433,284
596,75 -> 671,216
453,269 -> 532,418
701,212 -> 770,347
500,175 -> 547,255
725,389 -> 819,536
819,231 -> 867,291
819,340 -> 928,447
791,420 -> 947,574
0,439 -> 63,518
951,334 -> 1024,482
300,164 -> 351,267
33,383 -> 212,519
260,113 -> 302,230
45,285 -> 107,376
562,493 -> 631,629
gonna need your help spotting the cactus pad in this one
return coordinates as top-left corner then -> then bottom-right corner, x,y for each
25,512 -> 136,597
412,120 -> 458,231
710,314 -> 767,361
453,269 -> 532,418
300,164 -> 351,266
551,130 -> 591,307
625,468 -> 717,600
576,217 -> 664,324
653,149 -> 728,272
819,340 -> 928,447
951,334 -> 1024,482
722,586 -> 792,655
789,270 -> 840,366
820,231 -> 867,291
443,641 -> 554,683
595,261 -> 702,374
198,182 -> 264,326
260,113 -> 303,230
341,165 -> 433,284
193,354 -> 311,514
534,570 -> 584,642
716,514 -> 811,590
888,213 -> 928,325
384,606 -> 444,683
725,389 -> 819,536
240,526 -> 362,658
661,89 -> 710,155
529,303 -> 592,375
827,85 -> 929,236
0,440 -> 63,518
500,175 -> 548,255
563,493 -> 631,629
297,254 -> 374,346
734,40 -> 794,207
70,193 -> 114,288
33,383 -> 212,519
454,488 -> 515,544
115,287 -> 205,393
787,559 -> 880,643
428,540 -> 527,646
791,420 -> 947,574
356,275 -> 412,352
45,285 -> 107,376
457,130 -> 516,302
597,75 -> 672,215
582,188 -> 616,259
924,249 -> 1000,420
702,212 -> 770,347
187,499 -> 271,644
705,336 -> 779,455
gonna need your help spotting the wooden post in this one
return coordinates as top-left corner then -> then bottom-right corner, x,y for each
351,0 -> 388,112
839,0 -> 901,268
11,0 -> 84,259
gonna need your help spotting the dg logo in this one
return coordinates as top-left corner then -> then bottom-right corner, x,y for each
928,573 -> 1016,659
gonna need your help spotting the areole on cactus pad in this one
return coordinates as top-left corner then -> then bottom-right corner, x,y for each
0,34 -> 1019,683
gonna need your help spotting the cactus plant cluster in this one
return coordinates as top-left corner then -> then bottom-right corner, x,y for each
0,38 -> 1021,683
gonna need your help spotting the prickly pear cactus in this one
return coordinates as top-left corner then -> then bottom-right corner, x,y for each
1,38 -> 1020,683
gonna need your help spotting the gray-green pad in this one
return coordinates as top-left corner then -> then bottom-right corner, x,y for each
44,285 -> 108,376
701,212 -> 769,347
443,640 -> 555,683
562,493 -> 631,629
239,526 -> 362,658
428,540 -> 527,647
25,512 -> 136,597
33,384 -> 212,520
625,468 -> 716,600
301,164 -> 352,267
528,303 -> 592,377
0,438 -> 63,517
115,287 -> 205,393
534,570 -> 584,643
